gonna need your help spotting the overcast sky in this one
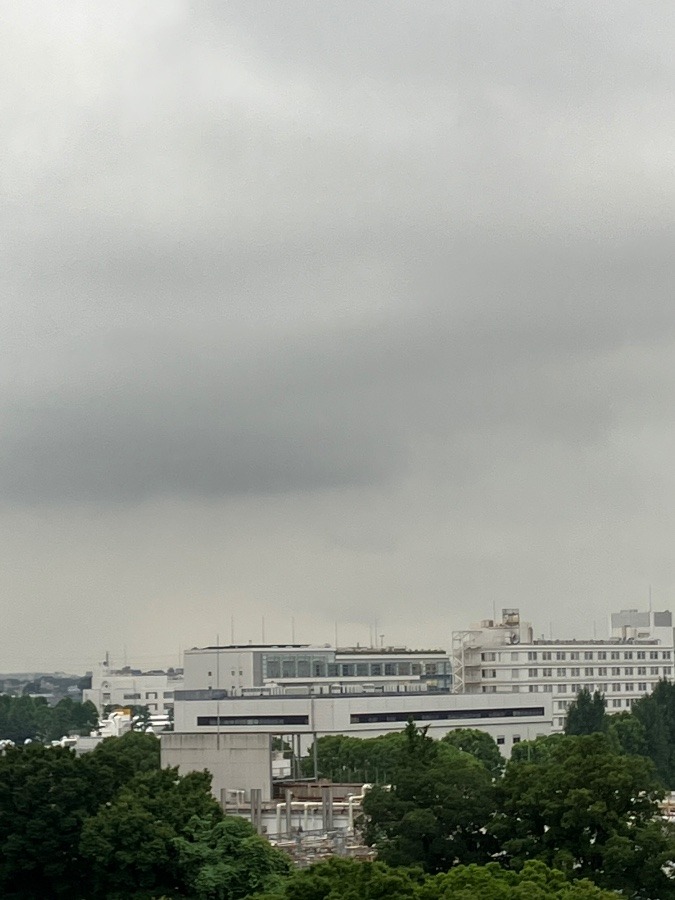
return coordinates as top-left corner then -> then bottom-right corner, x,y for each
2,1 -> 675,672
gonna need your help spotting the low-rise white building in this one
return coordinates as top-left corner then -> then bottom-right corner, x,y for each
84,663 -> 183,717
452,608 -> 674,730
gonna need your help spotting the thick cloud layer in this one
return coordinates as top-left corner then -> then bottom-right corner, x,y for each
2,2 -> 675,670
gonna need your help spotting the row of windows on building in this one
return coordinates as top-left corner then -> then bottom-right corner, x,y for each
263,656 -> 449,679
120,691 -> 175,700
481,649 -> 671,662
483,683 -> 654,694
481,667 -> 672,679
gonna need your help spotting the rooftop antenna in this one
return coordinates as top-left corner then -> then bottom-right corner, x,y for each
380,633 -> 385,648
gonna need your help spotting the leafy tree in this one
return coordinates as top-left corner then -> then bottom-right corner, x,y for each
175,815 -> 291,899
0,743 -> 101,898
441,728 -> 504,779
606,710 -> 648,757
493,732 -> 675,897
251,857 -> 423,900
564,689 -> 607,736
252,858 -> 618,900
301,731 -> 407,782
509,732 -> 566,765
361,721 -> 496,872
632,680 -> 675,786
80,767 -> 223,898
0,694 -> 98,744
420,859 -> 622,899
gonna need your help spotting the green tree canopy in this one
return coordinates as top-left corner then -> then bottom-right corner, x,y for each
493,732 -> 675,897
441,728 -> 504,779
564,689 -> 607,736
252,858 -> 618,900
361,722 -> 496,872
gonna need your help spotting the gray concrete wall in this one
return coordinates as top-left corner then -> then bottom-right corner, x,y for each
161,731 -> 272,801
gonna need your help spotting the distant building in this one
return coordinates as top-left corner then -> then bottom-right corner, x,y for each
83,662 -> 183,717
182,643 -> 452,695
452,608 -> 674,730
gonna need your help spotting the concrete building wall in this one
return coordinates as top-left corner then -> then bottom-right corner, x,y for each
161,731 -> 273,801
173,691 -> 552,755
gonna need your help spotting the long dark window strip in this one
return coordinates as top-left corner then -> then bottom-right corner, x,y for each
196,715 -> 309,726
350,707 -> 545,724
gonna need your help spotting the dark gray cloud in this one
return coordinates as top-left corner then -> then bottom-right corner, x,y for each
1,1 -> 674,669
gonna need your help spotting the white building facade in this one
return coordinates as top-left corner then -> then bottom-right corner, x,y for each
452,608 -> 675,731
182,643 -> 452,695
84,663 -> 184,717
173,642 -> 551,756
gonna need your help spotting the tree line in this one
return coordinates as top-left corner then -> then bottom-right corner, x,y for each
0,694 -> 98,743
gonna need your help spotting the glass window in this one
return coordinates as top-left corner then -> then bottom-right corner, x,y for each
611,667 -> 621,676
637,651 -> 646,660
341,664 -> 355,677
638,682 -> 647,691
265,657 -> 280,679
625,667 -> 633,676
611,652 -> 619,660
411,663 -> 422,675
650,667 -> 659,675
296,658 -> 310,677
557,668 -> 567,677
624,652 -> 633,660
313,659 -> 326,677
570,668 -> 580,676
612,683 -> 622,691
528,652 -> 537,661
598,652 -> 607,660
557,684 -> 567,693
543,684 -> 553,692
327,664 -> 339,677
282,658 -> 296,678
425,663 -> 437,676
598,667 -> 607,676
370,663 -> 382,676
542,651 -> 552,660
664,667 -> 672,676
663,652 -> 672,660
356,663 -> 369,677
543,668 -> 552,676
584,652 -> 593,660
570,652 -> 580,660
650,651 -> 659,660
556,652 -> 566,661
528,668 -> 538,677
398,662 -> 411,676
496,735 -> 505,745
625,683 -> 634,691
637,667 -> 646,676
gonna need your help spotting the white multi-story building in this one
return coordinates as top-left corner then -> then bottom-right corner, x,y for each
452,608 -> 674,730
84,663 -> 184,717
182,643 -> 452,695
172,642 -> 551,757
